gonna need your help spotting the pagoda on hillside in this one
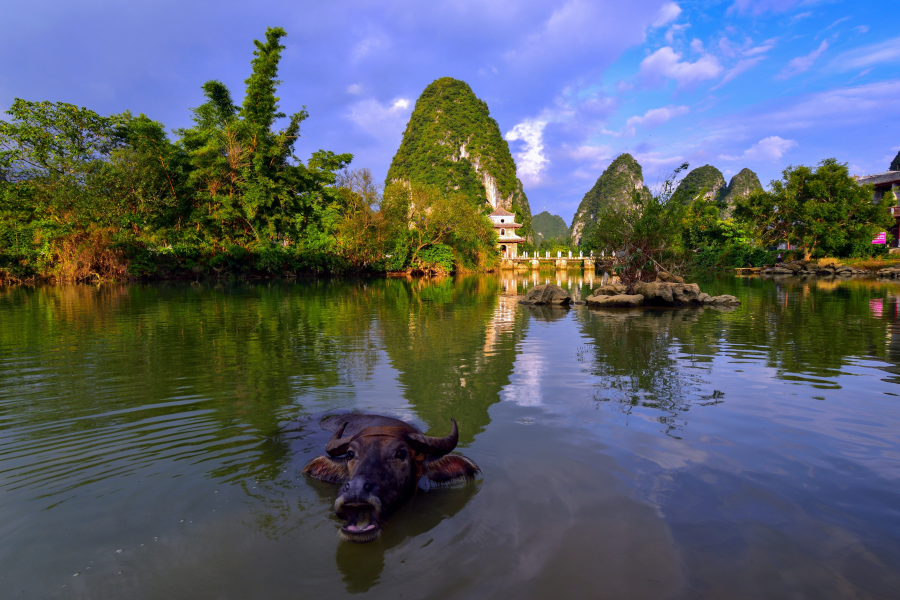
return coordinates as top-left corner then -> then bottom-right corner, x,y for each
489,207 -> 524,257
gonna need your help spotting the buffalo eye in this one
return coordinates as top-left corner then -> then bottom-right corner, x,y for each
346,450 -> 355,459
395,448 -> 407,460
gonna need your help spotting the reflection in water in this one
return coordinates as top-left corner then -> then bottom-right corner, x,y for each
2,275 -> 900,599
335,485 -> 479,593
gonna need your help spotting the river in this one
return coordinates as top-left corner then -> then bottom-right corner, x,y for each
1,274 -> 899,599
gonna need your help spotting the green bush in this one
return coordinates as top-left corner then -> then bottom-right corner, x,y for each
414,244 -> 455,273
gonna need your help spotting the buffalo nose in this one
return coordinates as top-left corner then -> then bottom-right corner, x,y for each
343,478 -> 377,497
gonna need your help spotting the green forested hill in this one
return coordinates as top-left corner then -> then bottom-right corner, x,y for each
532,211 -> 569,245
890,150 -> 900,172
720,168 -> 762,216
386,77 -> 532,240
570,153 -> 650,246
671,165 -> 726,205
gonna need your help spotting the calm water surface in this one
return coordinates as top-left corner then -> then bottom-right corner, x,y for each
1,274 -> 899,599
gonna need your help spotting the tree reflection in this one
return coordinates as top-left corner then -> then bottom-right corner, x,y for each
374,276 -> 528,444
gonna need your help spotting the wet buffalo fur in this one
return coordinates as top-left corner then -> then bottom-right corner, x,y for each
302,444 -> 480,486
422,454 -> 480,486
301,414 -> 480,542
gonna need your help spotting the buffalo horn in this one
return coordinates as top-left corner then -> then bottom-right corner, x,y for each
325,422 -> 352,457
405,418 -> 459,457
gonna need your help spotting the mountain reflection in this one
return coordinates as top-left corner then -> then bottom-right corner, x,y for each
0,276 -> 525,499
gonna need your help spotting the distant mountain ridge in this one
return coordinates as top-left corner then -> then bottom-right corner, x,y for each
386,77 -> 532,240
532,211 -> 569,245
570,153 -> 650,246
571,157 -> 762,246
672,164 -> 761,217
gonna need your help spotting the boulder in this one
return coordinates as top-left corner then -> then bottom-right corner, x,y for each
592,284 -> 627,296
702,294 -> 741,305
770,267 -> 792,274
519,284 -> 572,305
633,282 -> 702,305
656,271 -> 685,284
585,294 -> 645,308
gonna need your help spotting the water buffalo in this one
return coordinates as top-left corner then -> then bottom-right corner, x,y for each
302,414 -> 480,543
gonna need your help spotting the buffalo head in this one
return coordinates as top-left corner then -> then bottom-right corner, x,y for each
302,414 -> 480,543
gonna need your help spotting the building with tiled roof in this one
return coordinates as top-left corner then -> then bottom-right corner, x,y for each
489,207 -> 524,257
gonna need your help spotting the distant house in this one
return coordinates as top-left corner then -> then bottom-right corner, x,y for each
489,207 -> 524,257
857,171 -> 900,247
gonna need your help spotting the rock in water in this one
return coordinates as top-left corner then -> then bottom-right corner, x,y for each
570,153 -> 650,246
592,284 -> 627,296
585,294 -> 645,307
385,77 -> 533,241
519,284 -> 572,306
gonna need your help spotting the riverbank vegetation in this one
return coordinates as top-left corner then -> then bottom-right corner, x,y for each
0,28 -> 501,284
579,159 -> 893,284
2,28 -> 893,285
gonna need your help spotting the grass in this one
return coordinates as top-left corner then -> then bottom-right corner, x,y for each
838,254 -> 900,271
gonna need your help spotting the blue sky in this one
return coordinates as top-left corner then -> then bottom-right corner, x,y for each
2,0 -> 898,224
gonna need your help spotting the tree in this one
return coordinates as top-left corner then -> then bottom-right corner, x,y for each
581,164 -> 689,291
177,27 -> 351,246
379,182 -> 497,273
735,158 -> 892,259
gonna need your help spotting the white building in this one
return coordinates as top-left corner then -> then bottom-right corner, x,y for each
489,207 -> 524,257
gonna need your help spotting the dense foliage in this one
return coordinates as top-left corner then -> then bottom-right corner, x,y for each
734,159 -> 892,260
670,165 -> 726,206
578,155 -> 887,280
532,211 -> 569,246
385,77 -> 533,241
580,163 -> 689,291
570,153 -> 651,246
336,177 -> 498,275
719,168 -> 762,215
0,31 -> 502,283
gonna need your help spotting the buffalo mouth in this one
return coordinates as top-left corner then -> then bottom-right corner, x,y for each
337,502 -> 382,543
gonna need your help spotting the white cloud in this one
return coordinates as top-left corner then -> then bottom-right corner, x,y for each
712,57 -> 766,89
346,97 -> 413,139
854,25 -> 869,36
352,35 -> 390,60
690,38 -> 704,53
777,40 -> 828,79
718,36 -> 738,58
633,152 -> 687,170
831,36 -> 900,71
789,11 -> 812,24
729,0 -> 806,16
346,84 -> 363,95
720,136 -> 797,161
665,23 -> 690,44
640,47 -> 724,88
568,144 -> 614,169
652,3 -> 682,28
505,119 -> 549,184
825,16 -> 851,30
626,105 -> 689,129
747,80 -> 900,131
744,40 -> 776,56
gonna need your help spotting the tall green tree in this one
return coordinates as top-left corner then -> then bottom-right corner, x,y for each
735,159 -> 892,259
581,164 -> 689,291
177,27 -> 351,247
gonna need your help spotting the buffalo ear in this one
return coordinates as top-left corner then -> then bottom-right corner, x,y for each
302,455 -> 349,483
422,454 -> 480,485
